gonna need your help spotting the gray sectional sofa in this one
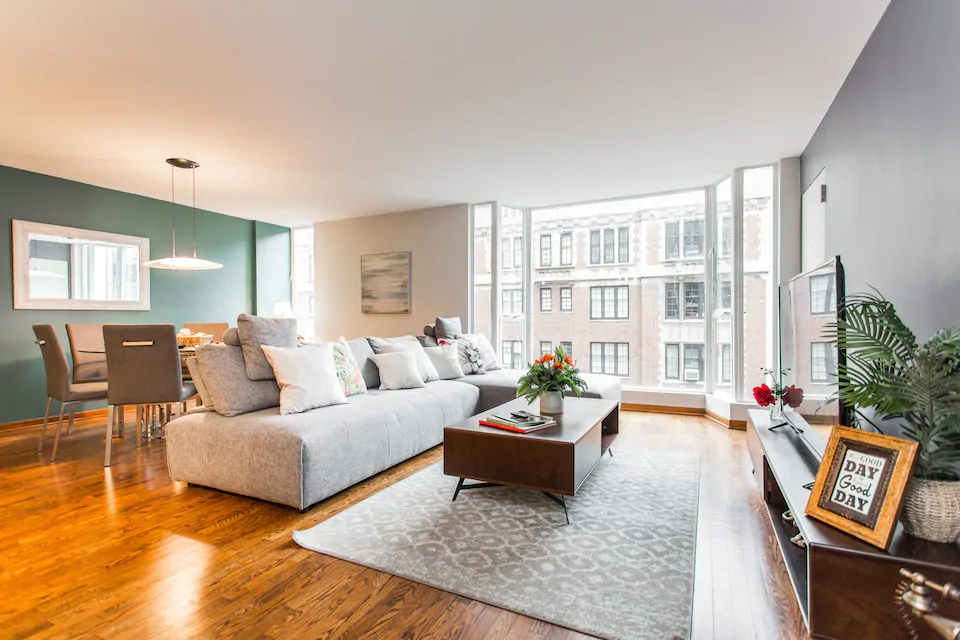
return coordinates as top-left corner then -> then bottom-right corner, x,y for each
165,335 -> 621,510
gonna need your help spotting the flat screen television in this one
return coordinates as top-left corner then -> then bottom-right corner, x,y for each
780,256 -> 849,427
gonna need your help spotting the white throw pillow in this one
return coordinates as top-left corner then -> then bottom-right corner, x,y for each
379,339 -> 439,382
260,343 -> 348,415
424,345 -> 465,380
475,334 -> 501,371
371,350 -> 427,390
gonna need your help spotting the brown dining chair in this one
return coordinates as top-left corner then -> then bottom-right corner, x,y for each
103,324 -> 196,467
33,325 -> 109,460
182,322 -> 229,342
65,323 -> 108,383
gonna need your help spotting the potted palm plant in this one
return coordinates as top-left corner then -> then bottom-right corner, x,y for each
516,346 -> 587,414
830,292 -> 960,543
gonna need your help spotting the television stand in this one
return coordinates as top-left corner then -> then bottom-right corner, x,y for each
746,410 -> 960,639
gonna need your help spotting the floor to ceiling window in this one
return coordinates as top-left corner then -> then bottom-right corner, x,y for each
291,226 -> 315,340
470,163 -> 779,400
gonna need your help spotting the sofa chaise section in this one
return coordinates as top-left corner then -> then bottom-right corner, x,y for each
455,369 -> 622,412
166,380 -> 479,510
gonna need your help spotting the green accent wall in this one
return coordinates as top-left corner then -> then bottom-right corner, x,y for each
253,220 -> 292,315
0,165 -> 290,423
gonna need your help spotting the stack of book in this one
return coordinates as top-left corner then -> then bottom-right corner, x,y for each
479,413 -> 557,434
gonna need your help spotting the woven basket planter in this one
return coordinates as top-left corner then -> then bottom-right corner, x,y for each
899,478 -> 960,543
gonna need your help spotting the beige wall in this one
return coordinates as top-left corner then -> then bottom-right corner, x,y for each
313,204 -> 469,340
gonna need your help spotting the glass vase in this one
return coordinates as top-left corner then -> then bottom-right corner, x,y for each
769,398 -> 785,423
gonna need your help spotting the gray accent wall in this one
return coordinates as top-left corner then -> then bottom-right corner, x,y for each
801,0 -> 960,342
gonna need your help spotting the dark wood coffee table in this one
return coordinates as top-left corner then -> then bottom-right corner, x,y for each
443,396 -> 619,523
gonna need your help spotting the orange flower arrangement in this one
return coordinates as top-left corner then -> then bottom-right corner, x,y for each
516,346 -> 587,403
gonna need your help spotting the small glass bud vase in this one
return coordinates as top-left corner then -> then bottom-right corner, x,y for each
769,398 -> 785,422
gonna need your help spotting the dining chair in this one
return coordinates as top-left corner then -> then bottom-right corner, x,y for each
65,323 -> 108,384
103,324 -> 197,467
182,322 -> 229,342
32,325 -> 109,461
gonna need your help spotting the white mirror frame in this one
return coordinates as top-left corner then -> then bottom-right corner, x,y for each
12,219 -> 151,311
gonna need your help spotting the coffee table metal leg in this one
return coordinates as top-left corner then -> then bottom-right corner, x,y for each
542,492 -> 570,525
608,447 -> 613,457
452,477 -> 501,501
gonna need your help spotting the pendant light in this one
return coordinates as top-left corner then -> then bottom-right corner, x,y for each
144,158 -> 224,270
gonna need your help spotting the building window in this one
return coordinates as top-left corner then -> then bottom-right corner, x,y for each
292,227 -> 316,340
590,230 -> 601,264
513,237 -> 523,270
665,343 -> 680,380
683,343 -> 705,382
603,229 -> 615,263
720,344 -> 732,384
502,340 -> 523,369
560,287 -> 572,311
590,285 -> 628,320
501,235 -> 523,270
811,342 -> 836,382
590,342 -> 628,376
719,280 -> 731,310
810,274 -> 836,315
665,221 -> 680,260
540,287 -> 552,312
683,219 -> 704,257
684,282 -> 704,319
720,216 -> 732,257
665,283 -> 680,320
501,238 -> 511,269
539,234 -> 552,267
560,232 -> 572,266
617,227 -> 629,263
539,341 -> 552,356
560,341 -> 572,357
502,288 -> 522,315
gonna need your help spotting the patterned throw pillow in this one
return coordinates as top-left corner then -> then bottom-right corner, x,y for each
440,336 -> 484,375
332,337 -> 368,396
462,333 -> 500,371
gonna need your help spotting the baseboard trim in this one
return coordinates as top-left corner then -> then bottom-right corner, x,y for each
0,406 -> 146,433
622,403 -> 704,416
705,409 -> 747,431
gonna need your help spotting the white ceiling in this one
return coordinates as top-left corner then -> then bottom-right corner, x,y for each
0,0 -> 889,226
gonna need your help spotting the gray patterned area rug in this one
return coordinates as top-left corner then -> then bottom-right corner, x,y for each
294,452 -> 700,640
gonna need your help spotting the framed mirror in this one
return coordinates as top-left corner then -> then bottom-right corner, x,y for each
12,220 -> 151,311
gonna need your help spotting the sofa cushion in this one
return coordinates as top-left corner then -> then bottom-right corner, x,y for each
262,343 -> 348,415
237,314 -> 299,381
195,343 -> 281,417
371,351 -> 426,390
425,345 -> 464,380
330,337 -> 367,396
223,327 -> 240,346
165,380 -> 480,509
377,339 -> 439,382
184,356 -> 211,407
454,369 -> 622,412
435,316 -> 462,339
440,335 -> 484,375
347,337 -> 380,390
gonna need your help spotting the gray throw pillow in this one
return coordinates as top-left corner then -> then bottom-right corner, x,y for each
184,356 -> 212,408
222,327 -> 240,346
348,337 -> 380,390
435,316 -> 463,339
195,343 -> 281,417
423,324 -> 436,338
237,314 -> 298,380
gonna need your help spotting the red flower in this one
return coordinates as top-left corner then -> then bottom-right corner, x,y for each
783,385 -> 804,408
543,354 -> 555,361
533,358 -> 542,365
553,361 -> 563,369
564,356 -> 573,365
753,384 -> 775,407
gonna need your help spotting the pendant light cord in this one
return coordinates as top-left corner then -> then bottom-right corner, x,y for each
170,164 -> 177,257
193,165 -> 198,258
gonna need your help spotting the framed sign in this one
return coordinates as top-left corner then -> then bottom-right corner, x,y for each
805,426 -> 918,550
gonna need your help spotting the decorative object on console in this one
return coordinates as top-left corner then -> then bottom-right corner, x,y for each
439,336 -> 484,375
829,290 -> 960,543
370,350 -> 426,390
143,158 -> 223,271
805,425 -> 918,550
261,343 -> 348,415
516,346 -> 586,415
176,327 -> 214,348
424,345 -> 464,380
752,367 -> 802,424
332,337 -> 367,396
360,251 -> 411,314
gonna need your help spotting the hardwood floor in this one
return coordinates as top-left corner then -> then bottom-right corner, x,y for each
0,410 -> 808,640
